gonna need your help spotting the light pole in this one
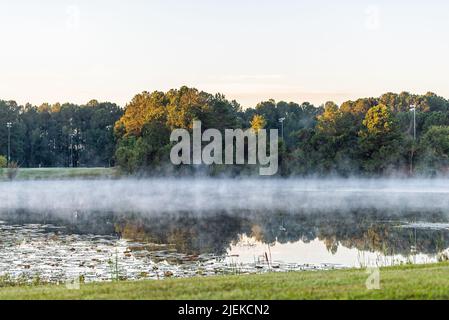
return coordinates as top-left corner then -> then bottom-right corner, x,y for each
6,122 -> 12,167
410,105 -> 416,175
410,105 -> 416,141
279,117 -> 286,141
69,117 -> 74,168
70,133 -> 74,168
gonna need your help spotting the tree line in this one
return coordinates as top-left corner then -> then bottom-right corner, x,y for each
114,87 -> 449,176
2,87 -> 449,176
0,100 -> 122,168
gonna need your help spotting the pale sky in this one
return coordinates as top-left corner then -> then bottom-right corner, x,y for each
1,0 -> 448,108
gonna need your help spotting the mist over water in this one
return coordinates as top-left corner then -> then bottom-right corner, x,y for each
2,178 -> 449,281
1,178 -> 449,217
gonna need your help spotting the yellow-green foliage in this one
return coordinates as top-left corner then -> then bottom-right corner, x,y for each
250,114 -> 266,132
0,155 -> 6,168
362,104 -> 394,135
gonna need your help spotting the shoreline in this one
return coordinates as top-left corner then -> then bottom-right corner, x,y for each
1,262 -> 449,300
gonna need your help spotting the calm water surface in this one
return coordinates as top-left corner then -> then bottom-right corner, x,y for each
1,178 -> 449,283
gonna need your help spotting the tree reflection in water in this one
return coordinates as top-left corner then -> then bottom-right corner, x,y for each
2,208 -> 449,259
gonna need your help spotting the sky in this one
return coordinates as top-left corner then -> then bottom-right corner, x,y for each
0,0 -> 448,108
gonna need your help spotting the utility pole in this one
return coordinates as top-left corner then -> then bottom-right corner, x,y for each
70,133 -> 73,168
6,122 -> 12,167
411,105 -> 416,141
69,117 -> 73,168
279,117 -> 286,141
410,105 -> 416,175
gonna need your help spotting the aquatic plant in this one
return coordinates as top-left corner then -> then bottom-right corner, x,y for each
108,249 -> 121,282
0,272 -> 50,288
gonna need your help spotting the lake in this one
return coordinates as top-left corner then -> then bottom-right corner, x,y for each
1,178 -> 448,283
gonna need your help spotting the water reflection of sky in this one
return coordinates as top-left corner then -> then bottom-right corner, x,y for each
227,235 -> 445,268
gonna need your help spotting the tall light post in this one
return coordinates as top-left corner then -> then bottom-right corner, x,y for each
410,105 -> 416,175
6,122 -> 12,167
279,117 -> 286,141
69,117 -> 74,168
70,133 -> 74,168
410,105 -> 416,141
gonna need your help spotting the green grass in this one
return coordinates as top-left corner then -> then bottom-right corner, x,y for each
1,263 -> 449,300
0,167 -> 119,181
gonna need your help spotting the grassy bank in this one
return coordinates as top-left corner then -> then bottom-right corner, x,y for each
0,167 -> 119,181
1,263 -> 449,300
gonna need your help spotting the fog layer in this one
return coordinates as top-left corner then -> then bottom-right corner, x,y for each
1,178 -> 449,217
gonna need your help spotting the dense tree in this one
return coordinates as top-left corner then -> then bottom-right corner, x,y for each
358,104 -> 405,174
0,155 -> 6,168
417,126 -> 449,175
0,100 -> 122,168
113,88 -> 449,177
2,88 -> 449,177
243,100 -> 319,149
114,87 -> 242,173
